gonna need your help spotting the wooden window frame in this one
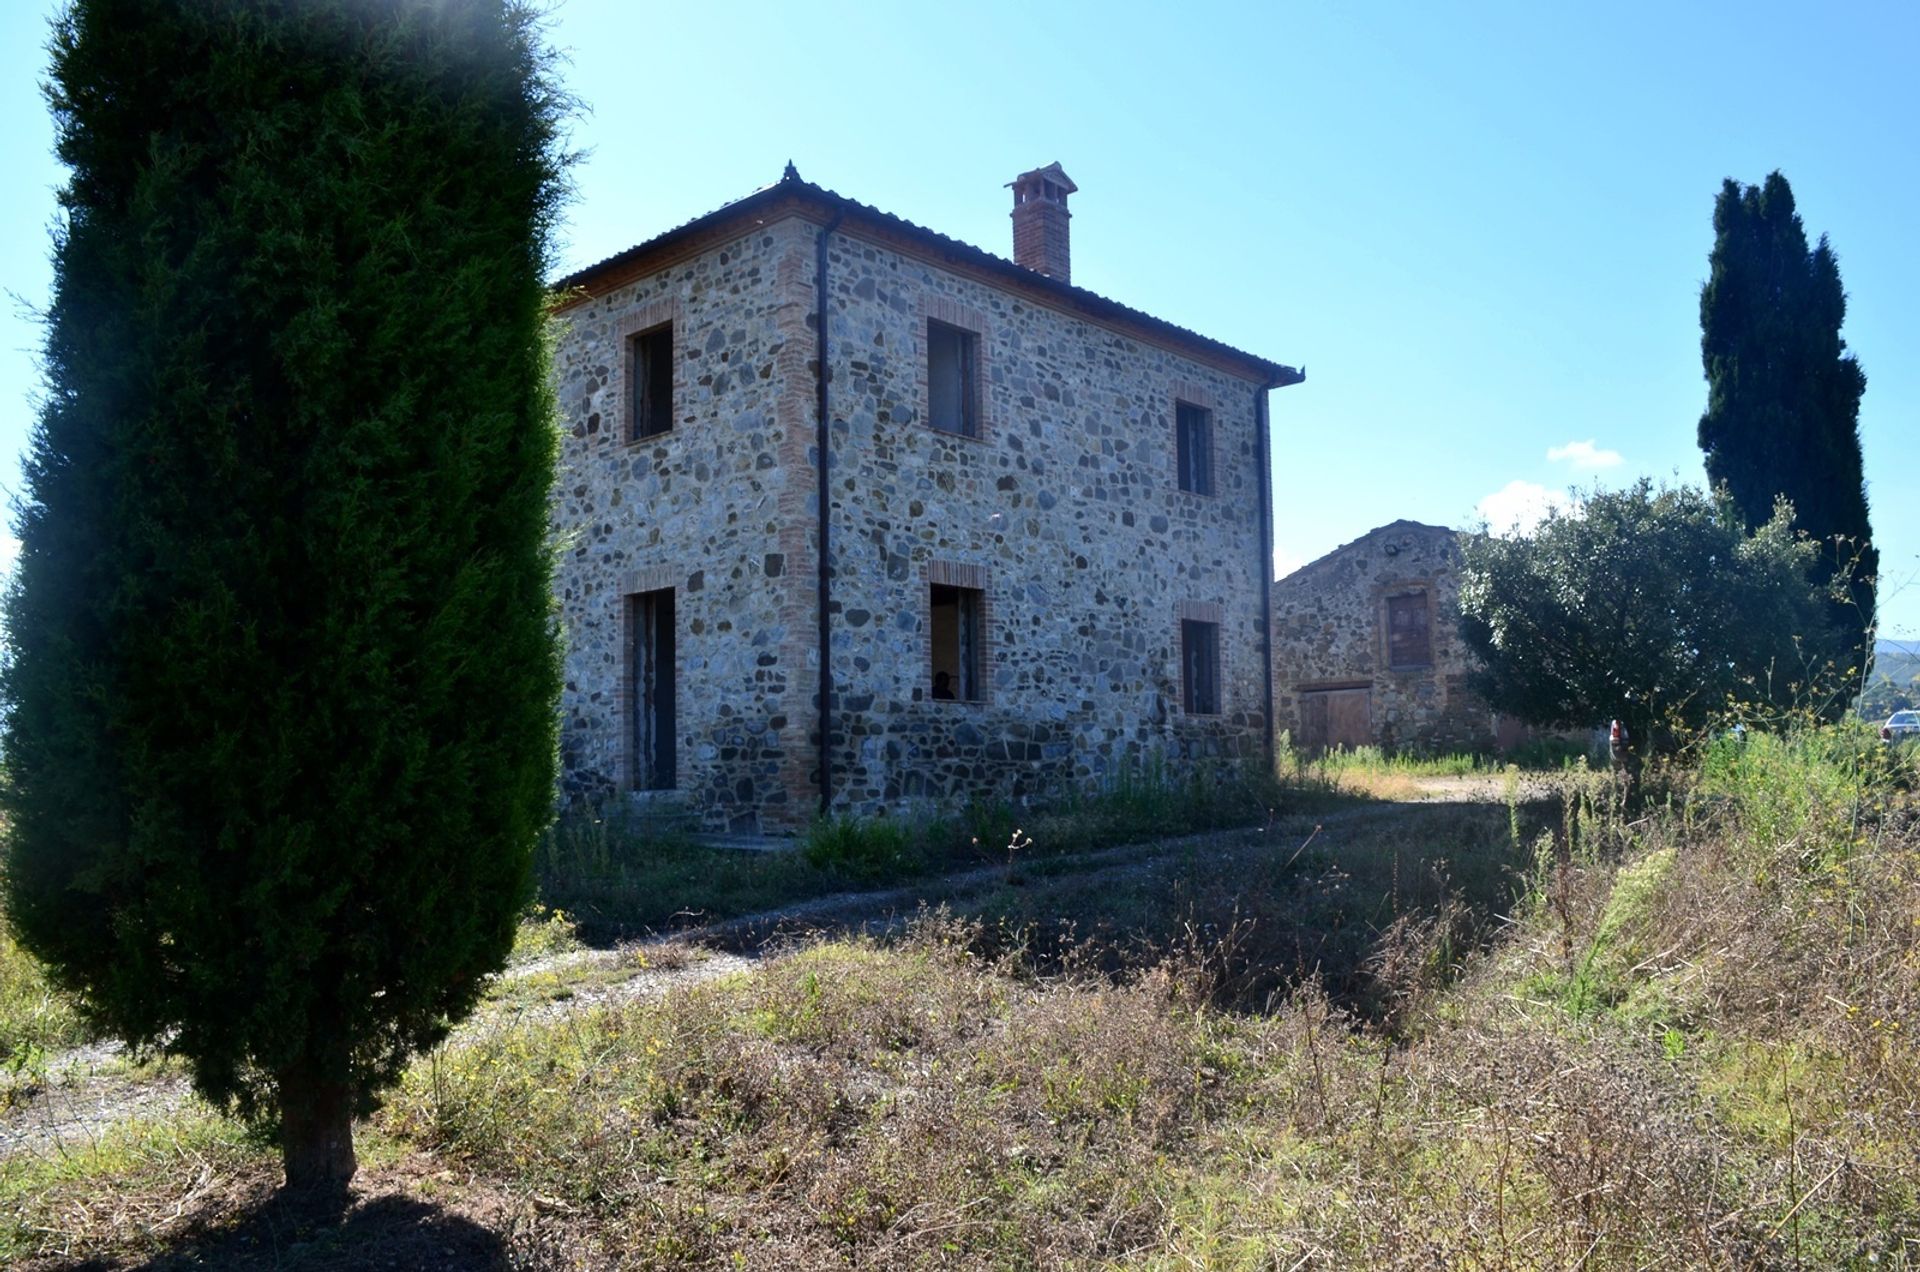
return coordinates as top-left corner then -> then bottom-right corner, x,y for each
925,560 -> 991,704
1175,400 -> 1215,496
917,297 -> 991,443
623,585 -> 677,791
614,301 -> 680,448
927,319 -> 980,438
627,322 -> 674,442
1383,590 -> 1434,671
1177,600 -> 1226,716
1181,620 -> 1222,716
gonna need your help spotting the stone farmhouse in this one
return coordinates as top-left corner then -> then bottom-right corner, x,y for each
1270,521 -> 1502,754
548,163 -> 1302,831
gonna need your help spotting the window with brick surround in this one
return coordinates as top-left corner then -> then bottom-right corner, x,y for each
629,323 -> 673,441
927,319 -> 979,437
1181,619 -> 1221,715
1386,592 -> 1432,669
930,583 -> 983,701
1176,401 -> 1214,495
626,587 -> 676,789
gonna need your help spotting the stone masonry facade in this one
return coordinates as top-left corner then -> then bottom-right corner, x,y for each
1270,520 -> 1498,755
549,168 -> 1299,831
551,218 -> 814,828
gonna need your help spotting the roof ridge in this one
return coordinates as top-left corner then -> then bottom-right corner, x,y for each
1277,520 -> 1463,582
553,168 -> 1303,388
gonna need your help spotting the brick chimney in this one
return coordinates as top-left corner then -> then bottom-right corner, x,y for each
1008,162 -> 1076,283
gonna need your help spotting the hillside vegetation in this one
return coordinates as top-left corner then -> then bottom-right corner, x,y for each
3,731 -> 1917,1268
1859,639 -> 1920,719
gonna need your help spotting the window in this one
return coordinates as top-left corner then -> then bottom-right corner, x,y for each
1386,593 -> 1432,668
1181,619 -> 1220,715
627,588 -> 676,789
929,583 -> 983,701
1176,401 -> 1213,495
629,323 -> 673,440
927,319 -> 979,437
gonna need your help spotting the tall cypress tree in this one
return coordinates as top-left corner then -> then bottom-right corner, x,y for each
2,0 -> 567,1189
1698,171 -> 1874,702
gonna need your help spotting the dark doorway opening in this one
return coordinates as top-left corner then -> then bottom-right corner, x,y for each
630,588 -> 676,789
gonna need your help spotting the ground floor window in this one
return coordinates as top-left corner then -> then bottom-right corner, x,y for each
930,583 -> 983,701
1181,619 -> 1220,715
627,587 -> 676,789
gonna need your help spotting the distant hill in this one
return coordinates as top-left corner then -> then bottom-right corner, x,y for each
1874,639 -> 1920,681
1861,639 -> 1920,717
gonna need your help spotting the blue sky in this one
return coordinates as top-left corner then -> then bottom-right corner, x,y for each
2,0 -> 1915,634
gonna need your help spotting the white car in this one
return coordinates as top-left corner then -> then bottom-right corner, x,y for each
1880,710 -> 1920,743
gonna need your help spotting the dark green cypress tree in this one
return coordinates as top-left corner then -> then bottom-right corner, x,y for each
2,0 -> 567,1190
1698,171 -> 1875,704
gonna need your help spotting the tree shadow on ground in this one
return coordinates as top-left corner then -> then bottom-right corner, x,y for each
948,797 -> 1551,1025
51,1183 -> 512,1272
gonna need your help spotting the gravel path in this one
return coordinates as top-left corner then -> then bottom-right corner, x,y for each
0,946 -> 759,1161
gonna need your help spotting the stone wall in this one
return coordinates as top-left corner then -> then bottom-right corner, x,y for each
816,231 -> 1271,813
1271,521 -> 1496,754
551,212 -> 1274,830
550,217 -> 817,830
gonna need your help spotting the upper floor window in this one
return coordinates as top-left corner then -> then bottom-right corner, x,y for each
927,319 -> 980,437
629,323 -> 673,440
1176,401 -> 1214,495
1386,592 -> 1432,668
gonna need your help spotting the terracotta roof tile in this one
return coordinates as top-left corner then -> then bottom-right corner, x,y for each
553,167 -> 1303,388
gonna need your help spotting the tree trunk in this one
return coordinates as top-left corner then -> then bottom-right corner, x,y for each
278,1065 -> 357,1193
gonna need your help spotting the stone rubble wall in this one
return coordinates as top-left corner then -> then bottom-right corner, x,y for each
1271,522 -> 1496,754
550,218 -> 817,830
551,213 -> 1273,830
817,231 -> 1270,815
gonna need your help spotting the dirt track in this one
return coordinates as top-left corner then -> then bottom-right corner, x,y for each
2,781 -> 1525,1162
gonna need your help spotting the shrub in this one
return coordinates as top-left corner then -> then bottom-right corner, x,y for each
801,814 -> 924,882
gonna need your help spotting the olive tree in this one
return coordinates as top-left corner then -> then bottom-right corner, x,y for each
1457,481 -> 1836,751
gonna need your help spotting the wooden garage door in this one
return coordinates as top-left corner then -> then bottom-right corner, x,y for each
1299,687 -> 1371,753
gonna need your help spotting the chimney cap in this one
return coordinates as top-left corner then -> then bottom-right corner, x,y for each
1007,162 -> 1077,196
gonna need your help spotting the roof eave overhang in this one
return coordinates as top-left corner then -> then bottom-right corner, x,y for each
551,182 -> 1302,389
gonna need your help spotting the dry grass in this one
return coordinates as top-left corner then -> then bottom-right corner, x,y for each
5,732 -> 1919,1267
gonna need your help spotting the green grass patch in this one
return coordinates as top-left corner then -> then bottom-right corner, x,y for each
1697,1037 -> 1847,1148
1,921 -> 92,1069
1696,722 -> 1906,867
801,813 -> 924,881
535,808 -> 835,936
960,801 -> 1533,1020
507,903 -> 584,966
1520,846 -> 1681,1022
